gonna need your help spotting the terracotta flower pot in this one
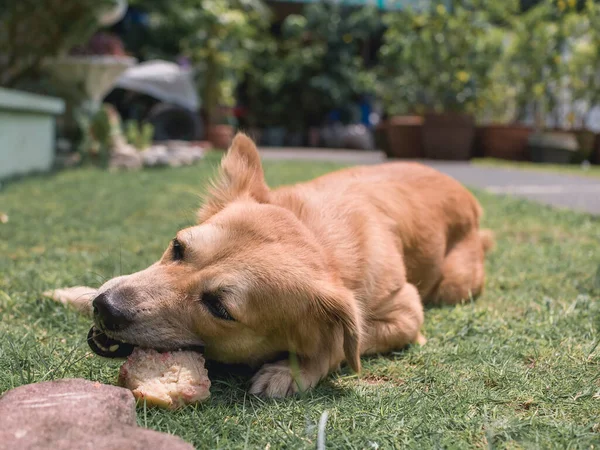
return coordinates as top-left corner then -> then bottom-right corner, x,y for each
207,125 -> 234,149
478,124 -> 532,161
422,113 -> 475,160
384,116 -> 424,159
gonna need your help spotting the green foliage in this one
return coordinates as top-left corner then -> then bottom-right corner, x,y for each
243,38 -> 288,128
243,2 -> 380,129
379,0 -> 600,125
564,0 -> 600,128
77,104 -> 123,167
379,1 -> 504,115
494,0 -> 591,127
476,53 -> 521,124
0,0 -> 117,88
125,121 -> 154,151
130,0 -> 270,125
275,3 -> 380,126
182,0 -> 270,124
77,107 -> 112,168
503,1 -> 561,125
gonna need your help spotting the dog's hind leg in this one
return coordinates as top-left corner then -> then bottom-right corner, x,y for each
42,286 -> 97,316
425,230 -> 490,305
361,282 -> 426,355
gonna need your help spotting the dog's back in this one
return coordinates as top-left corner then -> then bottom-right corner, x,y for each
270,162 -> 492,305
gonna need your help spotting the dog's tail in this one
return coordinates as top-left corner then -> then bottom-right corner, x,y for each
479,229 -> 496,254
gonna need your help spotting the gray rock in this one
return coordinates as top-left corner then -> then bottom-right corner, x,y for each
109,142 -> 143,170
342,124 -> 375,150
0,378 -> 194,450
141,145 -> 170,167
141,143 -> 204,168
187,147 -> 205,163
170,147 -> 194,166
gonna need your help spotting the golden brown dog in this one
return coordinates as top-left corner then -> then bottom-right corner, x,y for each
88,133 -> 494,397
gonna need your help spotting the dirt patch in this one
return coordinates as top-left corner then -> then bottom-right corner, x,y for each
361,374 -> 405,386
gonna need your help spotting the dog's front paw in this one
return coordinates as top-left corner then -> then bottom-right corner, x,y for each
249,361 -> 300,397
250,358 -> 328,398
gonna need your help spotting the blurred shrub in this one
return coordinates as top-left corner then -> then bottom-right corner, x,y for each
243,37 -> 288,128
125,120 -> 154,150
378,1 -> 507,115
245,2 -> 381,129
78,104 -> 121,167
0,0 -> 117,87
378,0 -> 597,128
564,0 -> 600,128
128,0 -> 271,125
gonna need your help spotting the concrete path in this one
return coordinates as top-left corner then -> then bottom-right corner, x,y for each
258,148 -> 600,215
421,161 -> 600,215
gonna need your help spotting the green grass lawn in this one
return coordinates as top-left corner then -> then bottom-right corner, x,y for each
474,158 -> 600,179
1,156 -> 599,449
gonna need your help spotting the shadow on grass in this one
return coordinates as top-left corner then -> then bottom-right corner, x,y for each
205,355 -> 356,403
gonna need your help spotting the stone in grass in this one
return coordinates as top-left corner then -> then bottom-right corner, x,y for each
141,141 -> 205,168
43,286 -> 97,316
0,378 -> 194,450
109,142 -> 144,170
141,145 -> 170,167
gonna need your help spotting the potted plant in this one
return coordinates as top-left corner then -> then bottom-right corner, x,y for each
203,74 -> 239,149
380,2 -> 503,160
243,38 -> 288,146
122,0 -> 270,148
503,0 -> 581,163
144,0 -> 270,148
0,0 -> 119,88
476,33 -> 532,161
277,4 -> 380,148
563,1 -> 600,163
374,63 -> 424,158
194,1 -> 268,148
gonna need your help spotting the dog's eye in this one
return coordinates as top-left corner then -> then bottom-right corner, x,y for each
201,291 -> 234,321
172,239 -> 184,261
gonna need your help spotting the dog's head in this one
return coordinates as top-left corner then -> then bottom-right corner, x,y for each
90,134 -> 361,372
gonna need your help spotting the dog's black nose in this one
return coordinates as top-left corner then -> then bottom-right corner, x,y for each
92,292 -> 132,332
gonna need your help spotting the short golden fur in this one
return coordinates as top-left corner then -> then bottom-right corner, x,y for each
92,133 -> 494,397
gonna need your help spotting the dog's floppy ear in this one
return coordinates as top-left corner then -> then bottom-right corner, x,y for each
315,285 -> 363,373
199,133 -> 269,221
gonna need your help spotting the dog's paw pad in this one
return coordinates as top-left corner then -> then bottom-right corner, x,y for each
249,362 -> 299,398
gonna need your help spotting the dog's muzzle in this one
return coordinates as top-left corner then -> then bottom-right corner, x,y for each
87,326 -> 135,358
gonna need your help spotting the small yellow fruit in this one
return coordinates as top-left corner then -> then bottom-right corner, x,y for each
456,71 -> 470,83
533,83 -> 545,97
